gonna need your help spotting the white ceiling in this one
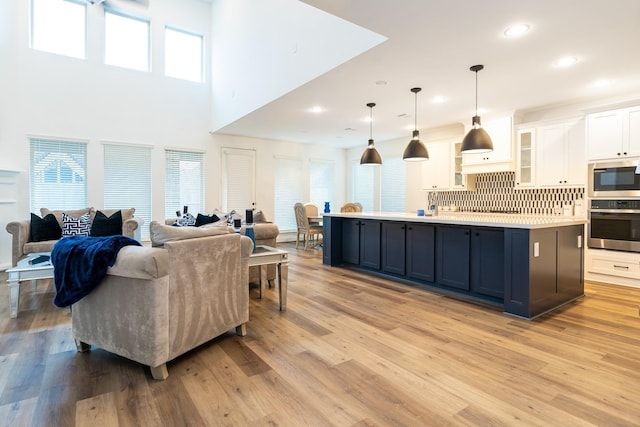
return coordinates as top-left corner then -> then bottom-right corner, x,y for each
214,0 -> 640,149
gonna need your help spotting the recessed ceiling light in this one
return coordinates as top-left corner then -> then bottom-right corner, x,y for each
310,106 -> 324,113
553,56 -> 579,68
375,80 -> 388,86
432,96 -> 446,104
504,24 -> 530,38
593,78 -> 613,88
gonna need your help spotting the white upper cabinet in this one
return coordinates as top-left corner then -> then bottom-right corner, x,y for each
587,106 -> 640,161
515,128 -> 535,188
536,119 -> 586,187
421,141 -> 450,190
462,116 -> 514,174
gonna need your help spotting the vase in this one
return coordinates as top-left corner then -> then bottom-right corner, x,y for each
324,202 -> 330,213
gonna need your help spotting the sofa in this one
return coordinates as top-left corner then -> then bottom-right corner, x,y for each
6,207 -> 143,267
72,223 -> 253,380
165,212 -> 279,285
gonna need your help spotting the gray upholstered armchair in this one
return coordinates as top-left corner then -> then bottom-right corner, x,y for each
72,231 -> 253,380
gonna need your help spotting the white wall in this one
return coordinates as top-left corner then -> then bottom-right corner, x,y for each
210,133 -> 346,240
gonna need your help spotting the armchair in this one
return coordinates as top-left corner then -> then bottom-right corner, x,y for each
72,232 -> 253,380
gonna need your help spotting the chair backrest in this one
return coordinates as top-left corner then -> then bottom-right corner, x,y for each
353,202 -> 363,211
293,203 -> 309,229
304,203 -> 319,217
340,202 -> 362,213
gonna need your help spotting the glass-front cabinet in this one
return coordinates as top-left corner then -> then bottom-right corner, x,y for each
516,128 -> 535,188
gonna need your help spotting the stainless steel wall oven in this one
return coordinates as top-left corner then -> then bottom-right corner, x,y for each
588,199 -> 640,252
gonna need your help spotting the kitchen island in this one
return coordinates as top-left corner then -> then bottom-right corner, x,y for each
322,212 -> 587,319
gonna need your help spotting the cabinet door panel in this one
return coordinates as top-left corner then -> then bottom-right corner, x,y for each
537,124 -> 565,186
587,110 -> 624,160
421,141 -> 451,190
471,228 -> 505,298
342,219 -> 360,265
360,220 -> 381,269
628,107 -> 640,157
436,226 -> 470,290
406,223 -> 435,282
381,222 -> 406,275
557,226 -> 584,301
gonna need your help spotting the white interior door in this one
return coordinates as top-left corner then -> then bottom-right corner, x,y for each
221,147 -> 256,215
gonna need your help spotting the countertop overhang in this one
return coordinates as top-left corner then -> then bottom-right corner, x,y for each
323,211 -> 587,229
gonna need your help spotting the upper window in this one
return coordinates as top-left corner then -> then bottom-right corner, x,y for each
104,10 -> 150,72
30,138 -> 87,213
165,27 -> 203,83
352,161 -> 375,212
165,149 -> 205,219
31,0 -> 86,59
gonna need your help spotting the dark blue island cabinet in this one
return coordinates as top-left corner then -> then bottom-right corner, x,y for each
322,215 -> 584,319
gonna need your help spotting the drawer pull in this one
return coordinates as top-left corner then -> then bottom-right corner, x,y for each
613,264 -> 629,269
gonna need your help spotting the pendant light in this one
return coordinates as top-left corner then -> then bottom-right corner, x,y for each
461,64 -> 493,153
360,102 -> 382,165
403,87 -> 429,161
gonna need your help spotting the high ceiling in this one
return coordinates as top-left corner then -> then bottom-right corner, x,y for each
214,0 -> 640,148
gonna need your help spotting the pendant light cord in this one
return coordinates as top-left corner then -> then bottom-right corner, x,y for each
370,106 -> 373,139
414,91 -> 418,131
475,70 -> 478,116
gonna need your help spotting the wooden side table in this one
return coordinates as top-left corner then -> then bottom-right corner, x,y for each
248,245 -> 288,311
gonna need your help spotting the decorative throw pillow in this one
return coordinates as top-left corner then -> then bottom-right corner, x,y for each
182,213 -> 196,227
90,210 -> 123,237
96,208 -> 135,223
41,207 -> 94,229
29,213 -> 62,242
254,210 -> 270,223
195,213 -> 220,227
62,212 -> 91,237
149,220 -> 230,247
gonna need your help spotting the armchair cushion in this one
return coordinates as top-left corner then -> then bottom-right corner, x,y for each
149,220 -> 230,247
29,213 -> 62,242
90,210 -> 123,237
62,212 -> 92,237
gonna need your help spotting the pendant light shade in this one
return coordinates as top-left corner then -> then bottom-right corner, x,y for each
462,64 -> 493,153
403,87 -> 429,161
360,102 -> 382,165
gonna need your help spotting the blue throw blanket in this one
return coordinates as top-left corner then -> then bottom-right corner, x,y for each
51,235 -> 141,307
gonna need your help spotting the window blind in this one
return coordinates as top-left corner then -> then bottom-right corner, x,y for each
274,157 -> 303,232
310,160 -> 334,209
352,161 -> 375,212
165,149 -> 204,219
104,143 -> 152,240
381,157 -> 406,212
30,138 -> 87,213
222,148 -> 255,214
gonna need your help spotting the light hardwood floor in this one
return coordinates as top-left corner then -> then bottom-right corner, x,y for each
0,243 -> 639,426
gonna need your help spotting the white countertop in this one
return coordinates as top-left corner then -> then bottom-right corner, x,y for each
324,211 -> 587,229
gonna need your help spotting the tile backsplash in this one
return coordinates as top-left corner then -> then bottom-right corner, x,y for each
429,172 -> 585,216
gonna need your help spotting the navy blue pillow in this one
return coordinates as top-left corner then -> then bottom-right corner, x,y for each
90,210 -> 123,237
30,213 -> 62,242
195,213 -> 220,227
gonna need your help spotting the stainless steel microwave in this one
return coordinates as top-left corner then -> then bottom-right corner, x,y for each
588,160 -> 640,198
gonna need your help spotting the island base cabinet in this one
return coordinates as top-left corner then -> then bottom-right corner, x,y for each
359,220 -> 381,269
436,226 -> 470,290
504,225 -> 584,318
341,218 -> 361,265
406,224 -> 435,282
381,222 -> 406,275
471,228 -> 505,299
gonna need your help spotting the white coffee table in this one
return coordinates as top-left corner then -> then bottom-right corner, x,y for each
248,245 -> 288,311
6,253 -> 54,318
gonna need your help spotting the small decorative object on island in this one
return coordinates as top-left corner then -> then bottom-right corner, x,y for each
324,201 -> 330,213
461,64 -> 493,153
